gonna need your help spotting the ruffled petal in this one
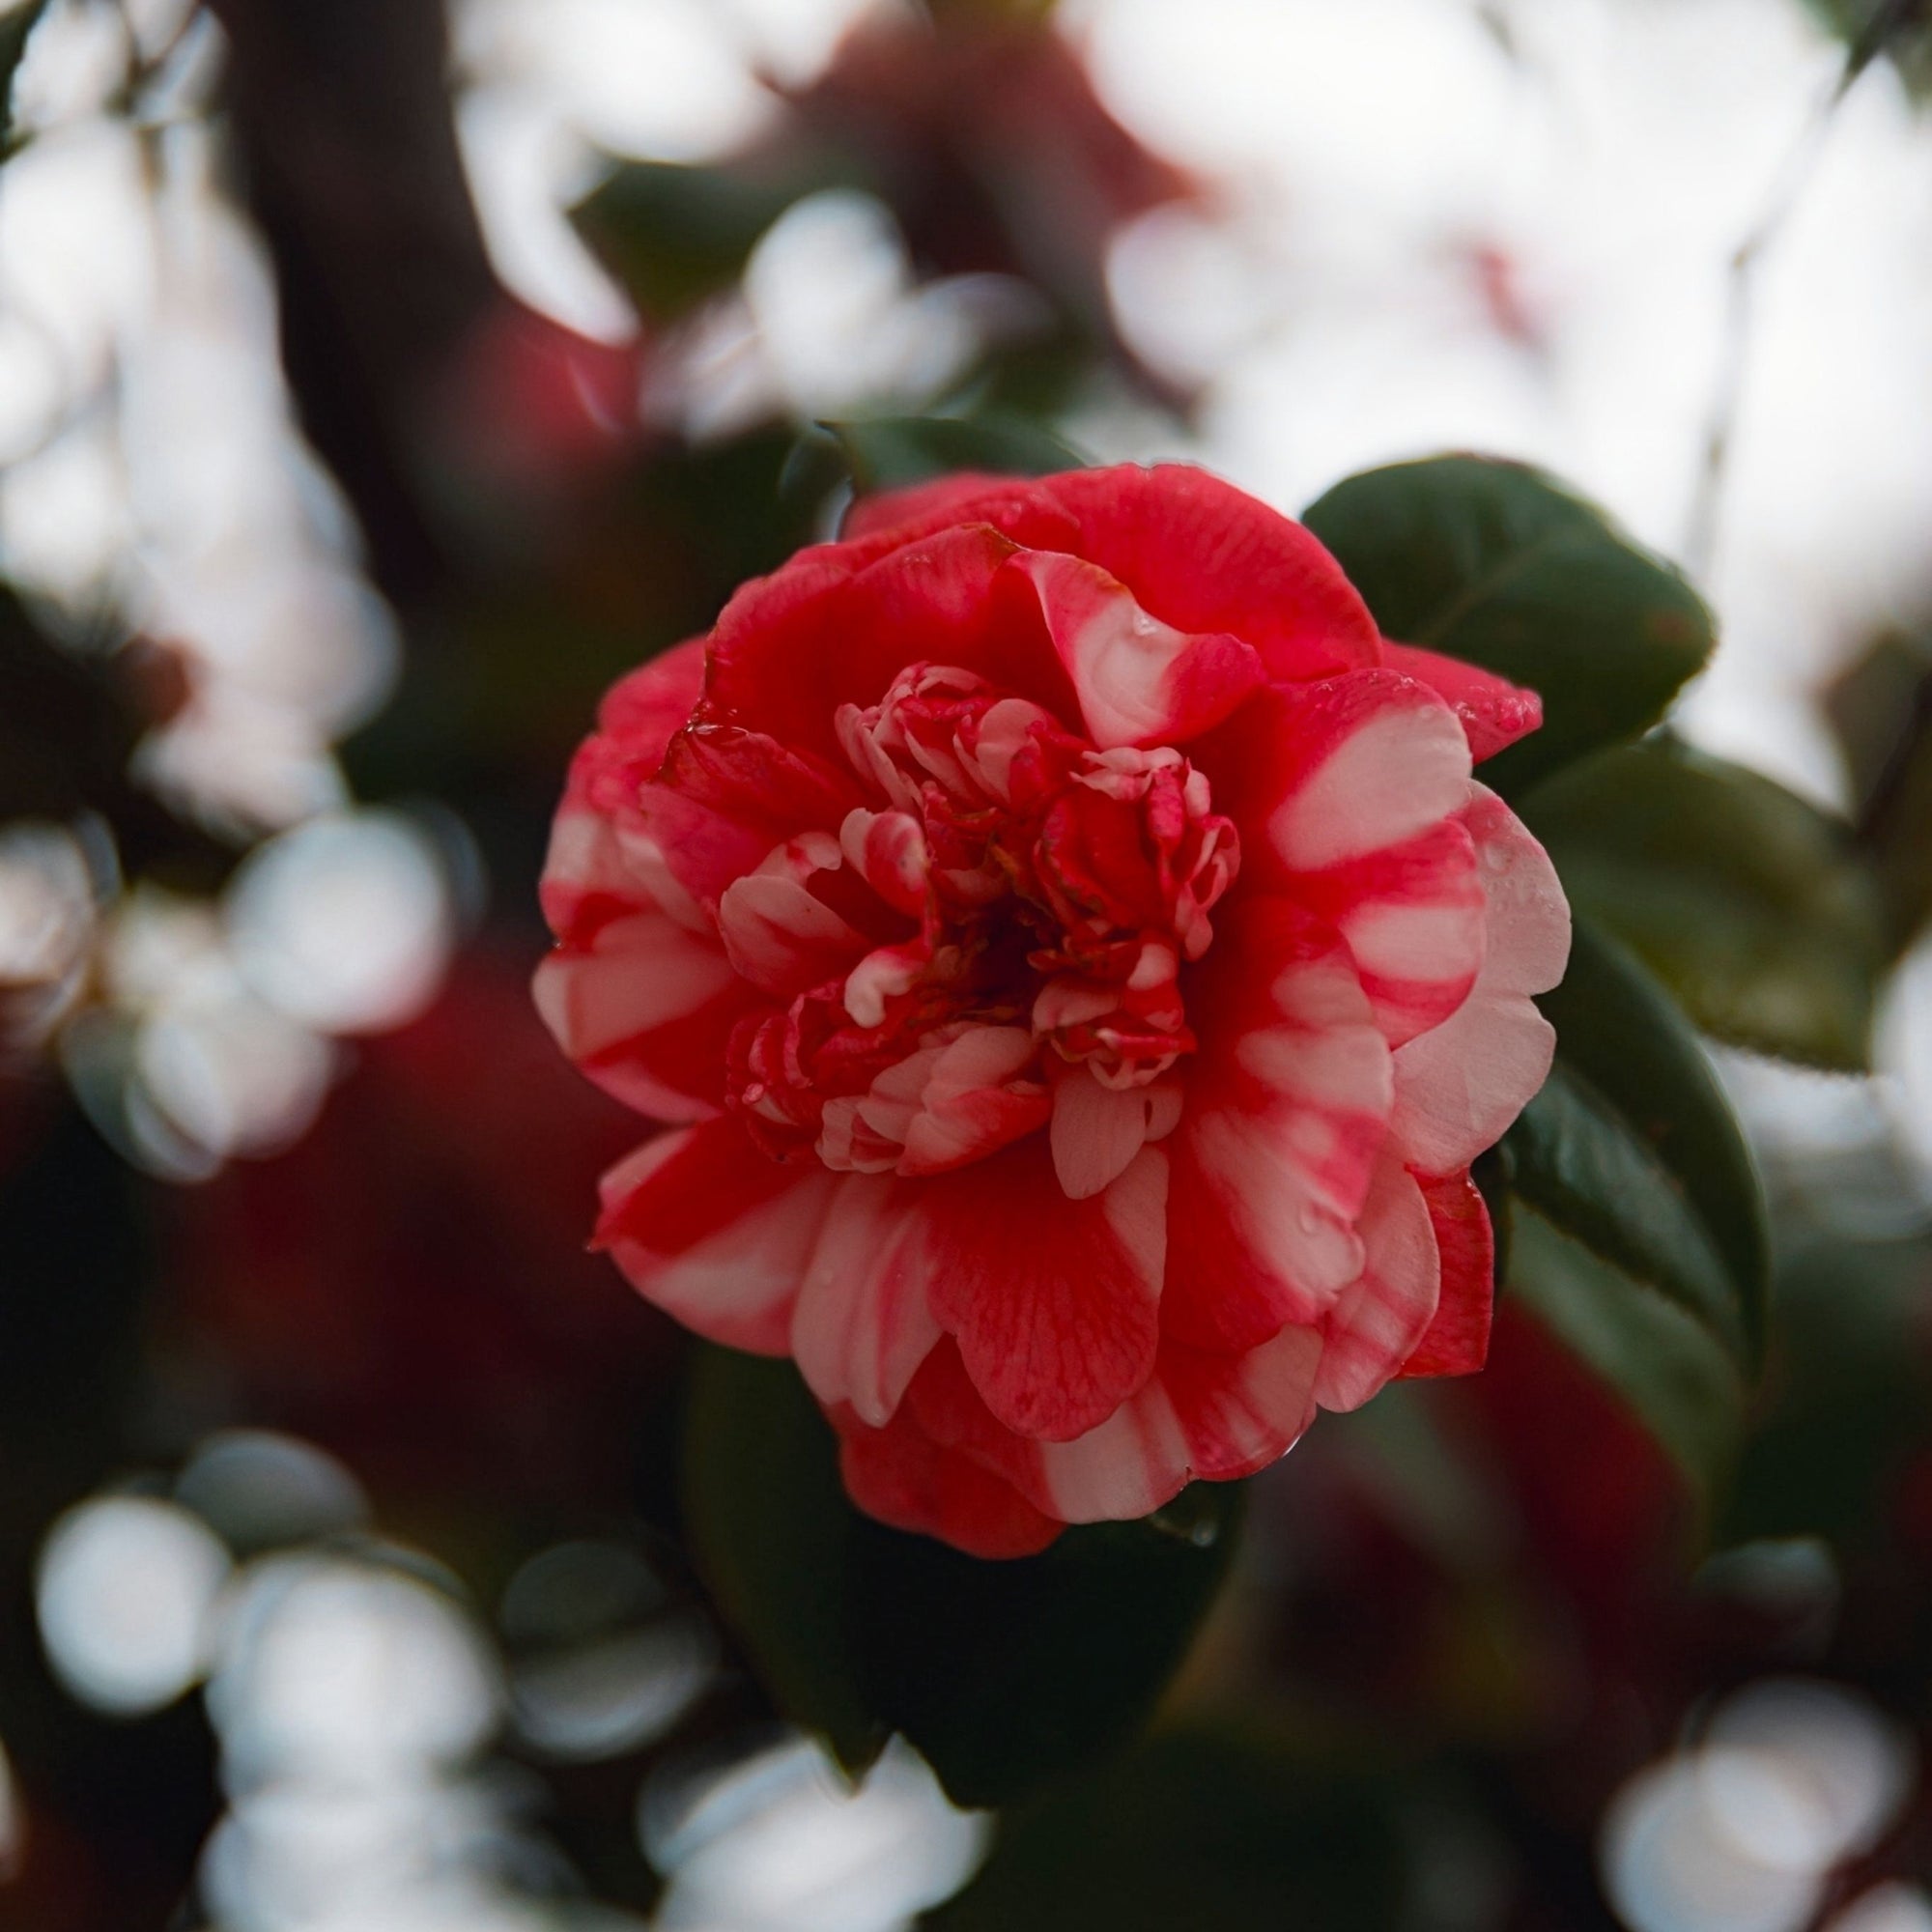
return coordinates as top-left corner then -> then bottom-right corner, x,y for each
923,1141 -> 1167,1441
1399,1169 -> 1495,1379
540,638 -> 709,941
1297,819 -> 1487,1049
849,466 -> 1381,683
834,1395 -> 1064,1558
898,1321 -> 1321,1525
593,1118 -> 835,1352
1380,642 -> 1542,765
1312,1155 -> 1440,1411
1389,785 -> 1569,1174
1161,896 -> 1392,1353
1004,549 -> 1265,750
791,1174 -> 943,1428
531,909 -> 755,1120
706,524 -> 1082,755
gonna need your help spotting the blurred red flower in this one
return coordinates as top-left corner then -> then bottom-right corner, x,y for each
536,465 -> 1568,1554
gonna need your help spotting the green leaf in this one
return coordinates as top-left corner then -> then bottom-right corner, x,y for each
1825,626 -> 1932,954
682,1347 -> 1239,1807
791,413 -> 1086,503
1510,919 -> 1769,1378
0,0 -> 48,146
1521,740 -> 1888,1071
1506,1207 -> 1747,1508
571,159 -> 826,321
1509,1061 -> 1746,1363
1301,456 -> 1715,795
924,1728 -> 1406,1932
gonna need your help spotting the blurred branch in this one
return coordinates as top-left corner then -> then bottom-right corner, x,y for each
1685,0 -> 1920,573
205,0 -> 502,606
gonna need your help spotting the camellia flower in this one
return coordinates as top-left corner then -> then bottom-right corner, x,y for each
535,466 -> 1570,1556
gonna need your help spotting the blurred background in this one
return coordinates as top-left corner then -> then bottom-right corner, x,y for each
3,0 -> 1932,1924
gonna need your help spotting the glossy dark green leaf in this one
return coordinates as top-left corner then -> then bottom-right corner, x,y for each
1510,1061 -> 1744,1362
1509,919 -> 1769,1383
1522,740 -> 1888,1071
1301,456 -> 1714,795
1825,626 -> 1932,954
1506,1207 -> 1747,1508
682,1346 -> 1239,1807
571,160 -> 827,321
923,1728 -> 1405,1932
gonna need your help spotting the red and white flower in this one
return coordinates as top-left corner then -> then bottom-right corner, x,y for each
536,465 -> 1570,1556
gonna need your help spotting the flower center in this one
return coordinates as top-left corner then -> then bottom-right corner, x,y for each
724,665 -> 1238,1175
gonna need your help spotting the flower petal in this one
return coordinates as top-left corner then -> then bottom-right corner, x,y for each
717,834 -> 868,998
1004,549 -> 1265,750
540,638 -> 709,940
901,1322 -> 1321,1525
791,1175 -> 943,1428
834,1396 -> 1064,1558
1298,819 -> 1487,1048
848,466 -> 1382,683
532,909 -> 754,1120
923,1141 -> 1167,1441
1264,673 -> 1474,873
1389,785 -> 1569,1174
1313,1155 -> 1440,1411
1381,641 -> 1543,765
593,1118 -> 835,1352
1399,1169 -> 1495,1379
1162,897 -> 1391,1353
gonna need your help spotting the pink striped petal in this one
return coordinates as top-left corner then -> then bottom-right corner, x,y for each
1389,785 -> 1569,1174
1005,550 -> 1266,751
896,1027 -> 1051,1176
1161,897 -> 1392,1353
923,1141 -> 1167,1441
1048,1062 -> 1169,1201
540,638 -> 709,941
1382,642 -> 1542,765
899,1322 -> 1322,1525
593,1119 -> 836,1353
834,1395 -> 1064,1558
531,909 -> 753,1121
1313,1156 -> 1440,1411
1299,819 -> 1487,1048
1266,674 -> 1474,872
791,1175 -> 944,1428
846,467 -> 1381,684
1400,1170 -> 1495,1379
717,833 -> 868,999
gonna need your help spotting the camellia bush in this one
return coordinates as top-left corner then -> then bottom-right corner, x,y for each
5,1 -> 1932,1925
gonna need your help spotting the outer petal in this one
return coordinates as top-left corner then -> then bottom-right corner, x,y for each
898,1321 -> 1322,1526
834,1398 -> 1064,1559
791,1175 -> 944,1429
1389,785 -> 1569,1174
531,909 -> 756,1121
1161,896 -> 1392,1353
540,638 -> 709,941
923,1141 -> 1167,1441
849,465 -> 1382,682
1381,642 -> 1542,765
1312,1155 -> 1440,1411
1296,818 -> 1486,1049
1002,549 -> 1265,750
640,726 -> 865,915
1399,1170 -> 1495,1379
704,524 -> 1081,755
593,1118 -> 835,1353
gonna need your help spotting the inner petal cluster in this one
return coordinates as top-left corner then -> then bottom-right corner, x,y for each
722,663 -> 1238,1191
